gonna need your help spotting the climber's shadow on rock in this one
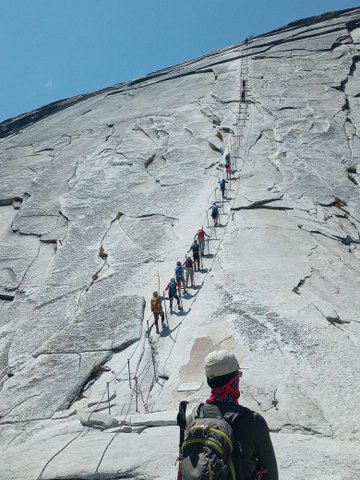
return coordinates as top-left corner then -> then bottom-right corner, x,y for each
182,292 -> 196,299
160,322 -> 181,337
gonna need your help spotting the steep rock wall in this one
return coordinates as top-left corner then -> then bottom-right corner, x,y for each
0,7 -> 360,480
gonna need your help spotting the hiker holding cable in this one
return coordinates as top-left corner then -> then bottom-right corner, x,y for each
195,227 -> 209,255
219,178 -> 228,199
164,278 -> 182,314
150,291 -> 166,334
187,240 -> 201,271
210,202 -> 220,226
183,256 -> 195,288
225,153 -> 231,179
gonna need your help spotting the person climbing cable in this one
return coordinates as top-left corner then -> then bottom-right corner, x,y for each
183,256 -> 195,287
187,240 -> 201,271
210,202 -> 220,226
241,88 -> 246,103
195,227 -> 209,255
219,178 -> 228,199
178,350 -> 279,480
225,154 -> 231,179
165,277 -> 182,313
175,261 -> 187,294
150,291 -> 166,334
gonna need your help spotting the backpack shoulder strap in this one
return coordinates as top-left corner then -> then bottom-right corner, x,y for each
192,402 -> 205,420
223,410 -> 241,429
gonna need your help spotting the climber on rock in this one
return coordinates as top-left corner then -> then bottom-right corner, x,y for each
241,88 -> 246,103
187,240 -> 201,271
210,202 -> 220,226
150,291 -> 166,333
175,261 -> 187,294
225,154 -> 232,179
164,277 -> 183,313
183,256 -> 195,287
219,178 -> 228,199
195,226 -> 210,255
178,350 -> 279,480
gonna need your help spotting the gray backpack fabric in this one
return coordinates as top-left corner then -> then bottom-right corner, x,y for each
180,404 -> 239,480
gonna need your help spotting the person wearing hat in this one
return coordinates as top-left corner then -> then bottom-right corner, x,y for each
195,350 -> 279,480
164,278 -> 183,313
175,261 -> 187,293
195,226 -> 209,255
150,291 -> 166,334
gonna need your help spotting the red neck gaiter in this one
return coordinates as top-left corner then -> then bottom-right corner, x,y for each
206,374 -> 240,405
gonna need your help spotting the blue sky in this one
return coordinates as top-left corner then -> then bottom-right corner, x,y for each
1,0 -> 359,122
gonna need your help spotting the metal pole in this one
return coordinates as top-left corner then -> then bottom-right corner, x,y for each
178,287 -> 183,310
135,377 -> 139,413
163,291 -> 168,321
149,338 -> 157,379
127,360 -> 131,388
107,382 -> 111,415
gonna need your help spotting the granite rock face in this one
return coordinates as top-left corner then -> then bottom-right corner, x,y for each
1,7 -> 360,480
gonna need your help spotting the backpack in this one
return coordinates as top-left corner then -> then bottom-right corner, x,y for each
212,205 -> 219,216
150,297 -> 161,313
220,179 -> 225,189
175,265 -> 183,276
180,404 -> 239,480
168,282 -> 177,296
191,243 -> 199,254
197,229 -> 205,240
185,258 -> 193,268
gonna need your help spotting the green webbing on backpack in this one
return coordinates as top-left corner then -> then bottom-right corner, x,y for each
188,425 -> 234,453
182,438 -> 236,480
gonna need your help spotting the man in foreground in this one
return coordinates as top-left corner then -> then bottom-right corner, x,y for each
179,350 -> 278,480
